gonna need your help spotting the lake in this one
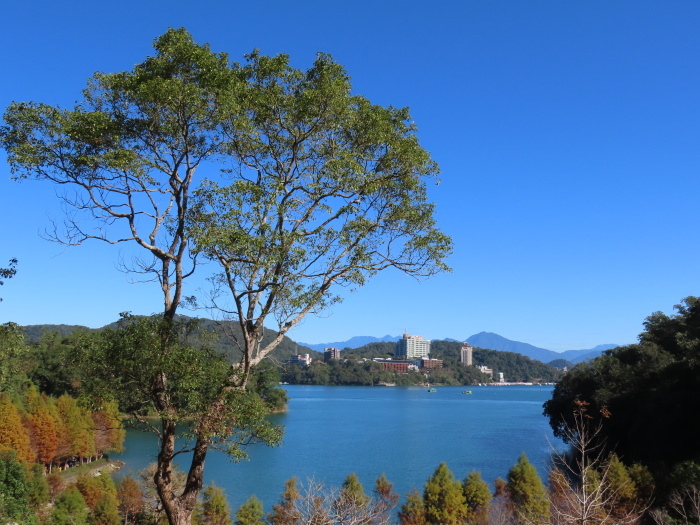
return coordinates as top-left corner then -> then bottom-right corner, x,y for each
114,384 -> 563,513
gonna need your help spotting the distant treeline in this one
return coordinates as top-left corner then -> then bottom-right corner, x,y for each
19,320 -> 562,388
281,339 -> 562,386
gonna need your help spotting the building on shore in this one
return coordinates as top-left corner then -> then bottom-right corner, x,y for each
373,357 -> 442,374
460,342 -> 473,366
324,347 -> 341,362
395,333 -> 431,359
289,354 -> 312,366
419,357 -> 443,370
476,365 -> 493,378
374,359 -> 420,374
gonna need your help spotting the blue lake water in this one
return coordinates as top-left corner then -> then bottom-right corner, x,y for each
114,384 -> 562,512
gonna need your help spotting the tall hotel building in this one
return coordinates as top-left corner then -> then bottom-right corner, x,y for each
460,342 -> 473,366
395,333 -> 431,359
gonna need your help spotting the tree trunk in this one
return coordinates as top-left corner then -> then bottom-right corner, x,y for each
155,418 -> 211,525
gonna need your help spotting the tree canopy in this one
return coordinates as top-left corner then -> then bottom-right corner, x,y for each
544,296 -> 700,495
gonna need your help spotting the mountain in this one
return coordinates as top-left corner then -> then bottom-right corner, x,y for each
20,318 -> 316,363
466,332 -> 619,364
301,331 -> 622,364
296,335 -> 400,352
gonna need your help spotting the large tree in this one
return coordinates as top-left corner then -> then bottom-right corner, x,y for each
187,49 -> 451,380
1,28 -> 451,525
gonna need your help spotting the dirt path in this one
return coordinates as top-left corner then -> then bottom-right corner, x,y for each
57,459 -> 125,485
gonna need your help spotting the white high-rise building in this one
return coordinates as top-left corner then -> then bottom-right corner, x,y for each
395,333 -> 431,359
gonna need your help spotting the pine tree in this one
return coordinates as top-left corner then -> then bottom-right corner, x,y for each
334,472 -> 370,521
0,451 -> 37,524
27,463 -> 49,508
198,483 -> 233,525
235,495 -> 264,525
463,470 -> 492,524
506,452 -> 550,524
51,486 -> 89,525
89,493 -> 121,525
423,462 -> 468,525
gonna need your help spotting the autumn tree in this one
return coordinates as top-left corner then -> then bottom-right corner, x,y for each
75,471 -> 117,511
25,389 -> 59,469
2,28 -> 451,525
0,394 -> 35,464
55,394 -> 95,463
268,477 -> 302,525
91,398 -> 125,456
373,473 -> 400,525
398,489 -> 427,525
118,476 -> 144,524
490,477 -> 512,525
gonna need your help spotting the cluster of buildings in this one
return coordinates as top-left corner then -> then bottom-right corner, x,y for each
373,333 -> 442,372
288,333 -> 505,382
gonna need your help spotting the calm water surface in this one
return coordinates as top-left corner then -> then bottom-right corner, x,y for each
114,385 -> 562,512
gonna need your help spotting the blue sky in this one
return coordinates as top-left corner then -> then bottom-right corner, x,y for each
2,1 -> 699,351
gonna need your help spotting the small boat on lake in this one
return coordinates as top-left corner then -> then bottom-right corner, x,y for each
462,390 -> 473,394
427,387 -> 437,393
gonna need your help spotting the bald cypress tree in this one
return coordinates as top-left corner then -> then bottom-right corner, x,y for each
423,462 -> 468,525
398,489 -> 427,525
0,394 -> 34,464
463,470 -> 492,524
268,477 -> 301,525
506,453 -> 550,524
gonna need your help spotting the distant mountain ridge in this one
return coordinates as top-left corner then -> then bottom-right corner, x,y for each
299,332 -> 622,364
20,321 -> 622,365
297,335 -> 400,352
465,332 -> 619,364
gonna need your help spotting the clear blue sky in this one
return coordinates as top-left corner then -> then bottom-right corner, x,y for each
2,1 -> 699,351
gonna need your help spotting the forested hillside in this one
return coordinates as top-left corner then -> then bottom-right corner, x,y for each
544,296 -> 700,505
21,317 -> 317,368
342,339 -> 562,383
